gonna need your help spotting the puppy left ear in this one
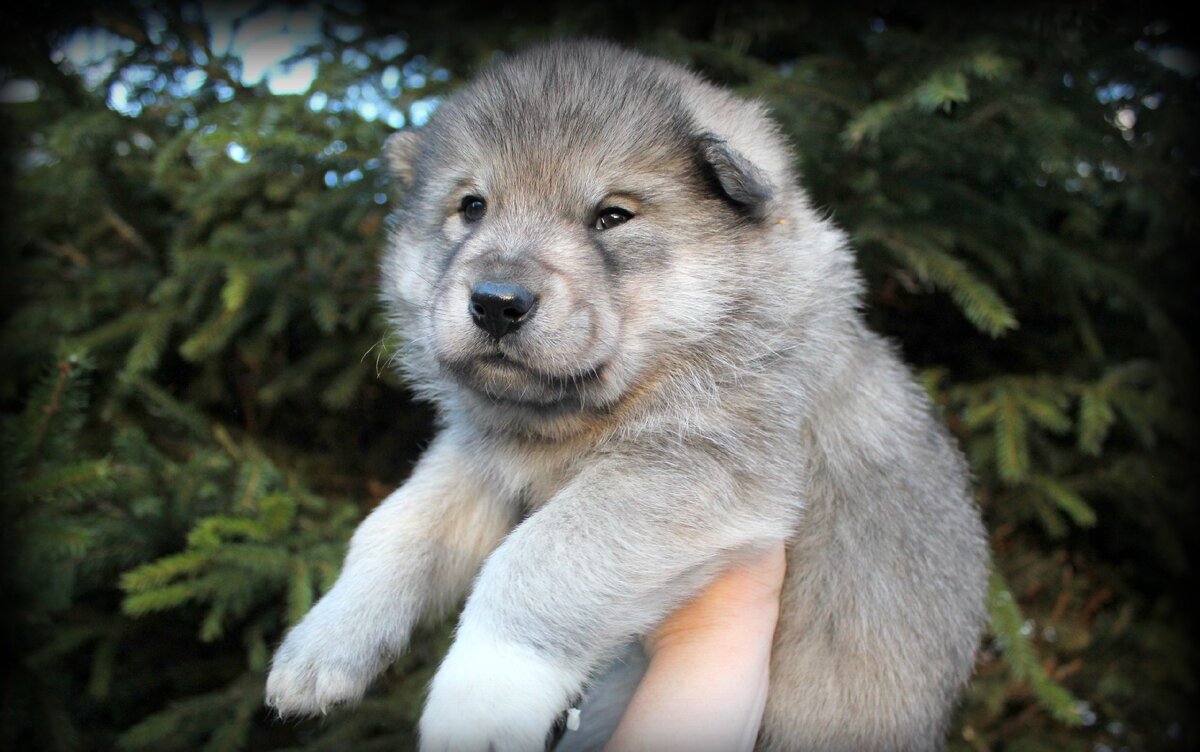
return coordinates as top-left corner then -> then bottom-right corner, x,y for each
384,129 -> 422,187
696,135 -> 775,220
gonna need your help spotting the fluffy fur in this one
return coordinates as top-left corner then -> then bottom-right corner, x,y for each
266,41 -> 989,751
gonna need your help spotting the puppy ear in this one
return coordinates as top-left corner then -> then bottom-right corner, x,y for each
384,130 -> 422,186
696,135 -> 774,220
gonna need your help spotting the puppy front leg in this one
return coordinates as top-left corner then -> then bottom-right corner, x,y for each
267,432 -> 515,716
419,453 -> 785,752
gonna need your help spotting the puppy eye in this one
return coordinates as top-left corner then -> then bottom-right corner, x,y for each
593,207 -> 633,231
460,196 -> 487,222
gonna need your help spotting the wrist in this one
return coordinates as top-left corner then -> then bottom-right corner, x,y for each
604,543 -> 786,752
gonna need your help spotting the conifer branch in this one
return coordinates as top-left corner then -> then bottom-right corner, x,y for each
23,359 -> 76,479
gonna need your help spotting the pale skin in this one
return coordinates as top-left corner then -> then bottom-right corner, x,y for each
606,541 -> 787,752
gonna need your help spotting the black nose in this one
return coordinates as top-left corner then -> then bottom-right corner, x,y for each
469,282 -> 538,340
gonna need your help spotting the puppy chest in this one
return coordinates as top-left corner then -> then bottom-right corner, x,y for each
478,440 -> 587,513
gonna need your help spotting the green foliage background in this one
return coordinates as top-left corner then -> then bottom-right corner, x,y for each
1,4 -> 1195,750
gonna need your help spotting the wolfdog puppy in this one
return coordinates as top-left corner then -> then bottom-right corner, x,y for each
266,40 -> 988,751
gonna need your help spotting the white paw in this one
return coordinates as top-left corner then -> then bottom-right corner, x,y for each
419,629 -> 579,752
265,601 -> 392,716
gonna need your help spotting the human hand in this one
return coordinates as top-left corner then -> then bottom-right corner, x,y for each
605,541 -> 787,752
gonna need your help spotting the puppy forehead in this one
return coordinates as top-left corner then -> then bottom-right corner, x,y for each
424,49 -> 695,194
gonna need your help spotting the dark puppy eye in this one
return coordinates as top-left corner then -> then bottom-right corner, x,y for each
594,207 -> 633,231
460,195 -> 487,222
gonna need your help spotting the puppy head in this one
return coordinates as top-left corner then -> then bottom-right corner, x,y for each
381,41 -> 791,433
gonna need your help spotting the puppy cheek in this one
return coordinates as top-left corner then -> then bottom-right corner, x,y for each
430,290 -> 478,361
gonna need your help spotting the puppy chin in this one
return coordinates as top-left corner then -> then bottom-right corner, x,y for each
437,351 -> 600,404
429,310 -> 629,417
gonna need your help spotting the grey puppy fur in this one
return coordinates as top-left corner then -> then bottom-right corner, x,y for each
265,40 -> 989,751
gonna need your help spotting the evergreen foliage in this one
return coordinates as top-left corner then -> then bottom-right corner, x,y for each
2,4 -> 1195,750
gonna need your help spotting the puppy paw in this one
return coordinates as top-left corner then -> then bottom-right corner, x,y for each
265,607 -> 390,716
419,632 -> 578,752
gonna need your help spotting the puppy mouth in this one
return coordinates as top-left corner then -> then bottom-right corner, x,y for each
438,352 -> 607,408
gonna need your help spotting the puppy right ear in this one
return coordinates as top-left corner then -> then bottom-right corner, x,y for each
696,135 -> 775,220
384,130 -> 422,186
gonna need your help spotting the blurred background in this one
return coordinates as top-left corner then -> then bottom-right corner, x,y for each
1,3 -> 1196,750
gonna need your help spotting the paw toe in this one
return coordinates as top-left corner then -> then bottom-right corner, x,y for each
266,661 -> 367,716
